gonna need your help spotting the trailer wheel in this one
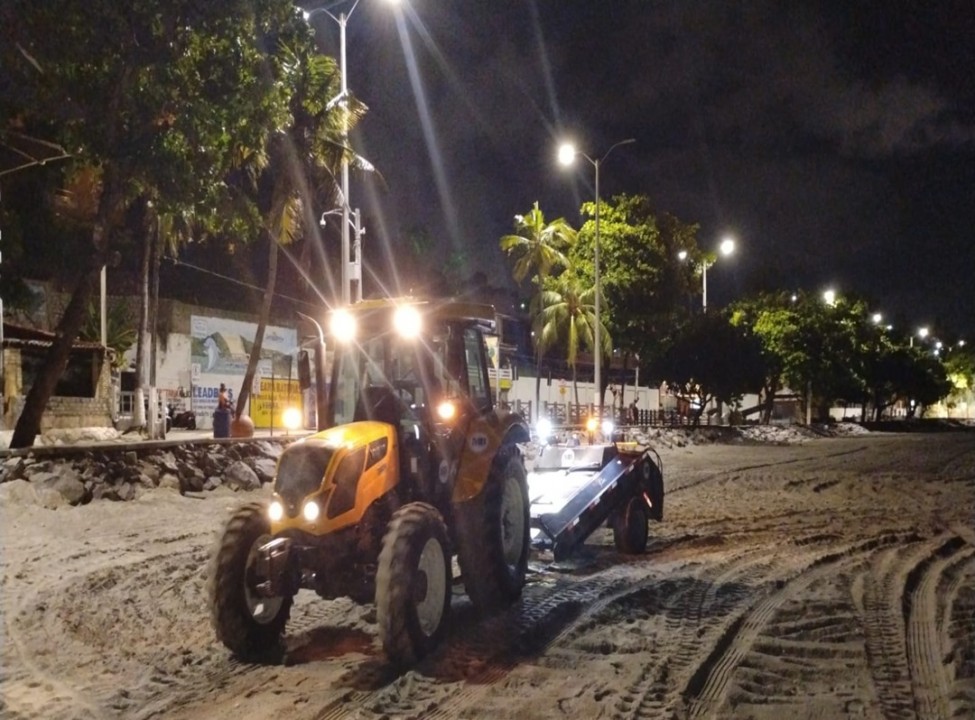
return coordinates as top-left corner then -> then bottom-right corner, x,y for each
376,503 -> 451,666
456,445 -> 530,613
209,502 -> 292,660
612,494 -> 649,554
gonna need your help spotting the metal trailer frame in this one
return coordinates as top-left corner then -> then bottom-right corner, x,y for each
527,442 -> 664,560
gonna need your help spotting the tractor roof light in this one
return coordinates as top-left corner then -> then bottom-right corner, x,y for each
393,305 -> 422,339
330,309 -> 357,343
436,400 -> 457,422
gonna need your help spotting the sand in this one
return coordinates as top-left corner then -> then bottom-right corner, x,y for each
2,431 -> 973,719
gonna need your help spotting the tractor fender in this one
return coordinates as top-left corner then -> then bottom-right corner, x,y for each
451,410 -> 530,503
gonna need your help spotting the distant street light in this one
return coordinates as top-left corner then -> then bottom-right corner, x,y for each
822,288 -> 836,306
681,238 -> 736,312
910,326 -> 930,348
871,312 -> 883,324
558,137 -> 635,411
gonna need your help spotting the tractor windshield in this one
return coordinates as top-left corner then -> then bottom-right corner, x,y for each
331,333 -> 445,428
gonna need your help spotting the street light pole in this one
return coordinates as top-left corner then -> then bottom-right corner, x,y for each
304,0 -> 363,306
338,7 -> 351,305
702,261 -> 709,314
558,138 -> 635,414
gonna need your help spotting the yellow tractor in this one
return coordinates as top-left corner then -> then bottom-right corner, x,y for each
208,299 -> 531,665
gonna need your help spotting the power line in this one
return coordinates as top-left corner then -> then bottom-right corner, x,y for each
165,256 -> 325,311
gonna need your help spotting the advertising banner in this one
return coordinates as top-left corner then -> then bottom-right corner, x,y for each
190,315 -> 299,427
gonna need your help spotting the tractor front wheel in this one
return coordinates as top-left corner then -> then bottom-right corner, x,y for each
208,502 -> 292,660
376,502 -> 452,666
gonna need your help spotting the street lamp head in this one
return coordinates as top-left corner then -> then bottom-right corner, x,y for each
918,326 -> 929,339
872,312 -> 882,324
557,142 -> 577,166
677,250 -> 688,261
823,288 -> 836,306
719,237 -> 735,256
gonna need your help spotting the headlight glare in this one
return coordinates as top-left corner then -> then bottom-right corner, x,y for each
303,500 -> 321,522
330,309 -> 357,343
393,305 -> 422,338
268,500 -> 284,522
436,400 -> 457,421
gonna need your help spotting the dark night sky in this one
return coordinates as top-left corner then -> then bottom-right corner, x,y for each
305,0 -> 975,338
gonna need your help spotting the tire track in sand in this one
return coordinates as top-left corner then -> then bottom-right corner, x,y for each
855,534 -> 972,720
677,533 -> 906,719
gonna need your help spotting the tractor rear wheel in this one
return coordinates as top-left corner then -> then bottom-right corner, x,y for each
612,494 -> 649,554
376,502 -> 452,666
208,502 -> 292,660
455,446 -> 530,614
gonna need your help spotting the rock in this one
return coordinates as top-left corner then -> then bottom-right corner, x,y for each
204,476 -> 222,491
37,474 -> 87,506
248,457 -> 278,484
124,451 -> 138,465
36,487 -> 66,509
1,457 -> 26,483
139,462 -> 161,483
158,473 -> 181,492
134,473 -> 156,489
224,460 -> 261,491
0,479 -> 38,505
156,451 -> 180,475
117,482 -> 136,502
92,484 -> 120,501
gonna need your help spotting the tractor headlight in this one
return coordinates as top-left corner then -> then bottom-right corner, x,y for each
436,400 -> 457,421
302,500 -> 321,522
268,500 -> 284,522
536,417 -> 553,440
393,305 -> 422,338
330,309 -> 357,343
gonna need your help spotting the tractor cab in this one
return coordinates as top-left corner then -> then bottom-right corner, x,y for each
326,299 -> 497,435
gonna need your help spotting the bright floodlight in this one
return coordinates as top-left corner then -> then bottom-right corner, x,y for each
393,305 -> 422,338
872,313 -> 883,324
282,407 -> 303,431
719,237 -> 736,256
601,419 -> 615,437
918,326 -> 929,339
536,417 -> 553,440
330,309 -> 357,342
557,142 -> 577,166
436,400 -> 457,421
823,289 -> 836,306
677,250 -> 688,261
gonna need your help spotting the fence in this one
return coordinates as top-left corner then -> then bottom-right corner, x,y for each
539,401 -> 717,429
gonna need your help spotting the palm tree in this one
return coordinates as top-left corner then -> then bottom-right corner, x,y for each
531,271 -> 611,408
232,45 -> 364,426
500,202 -> 576,419
499,201 -> 574,286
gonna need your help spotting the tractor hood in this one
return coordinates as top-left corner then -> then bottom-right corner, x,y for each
274,421 -> 392,519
